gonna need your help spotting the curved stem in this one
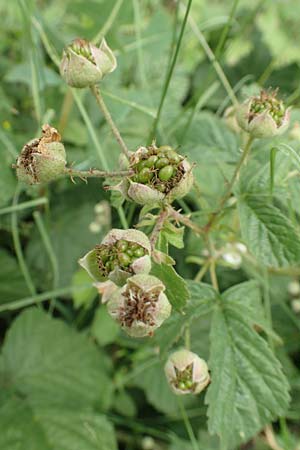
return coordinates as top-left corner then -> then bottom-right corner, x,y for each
90,85 -> 130,159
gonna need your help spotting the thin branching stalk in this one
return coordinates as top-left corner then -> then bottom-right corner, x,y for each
90,85 -> 131,159
177,397 -> 200,450
168,206 -> 204,235
204,135 -> 254,232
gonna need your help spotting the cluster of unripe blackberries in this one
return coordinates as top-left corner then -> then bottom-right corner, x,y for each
131,145 -> 183,193
69,39 -> 95,64
96,239 -> 146,276
249,91 -> 285,127
237,89 -> 289,138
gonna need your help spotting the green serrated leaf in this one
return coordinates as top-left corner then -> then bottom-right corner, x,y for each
91,305 -> 120,346
162,221 -> 185,249
0,398 -> 117,450
113,390 -> 137,418
26,187 -> 106,289
0,151 -> 16,207
153,280 -> 216,353
132,358 -> 195,415
206,295 -> 290,449
151,263 -> 190,310
0,250 -> 30,304
72,268 -> 97,309
223,281 -> 282,345
0,308 -> 113,411
238,195 -> 300,267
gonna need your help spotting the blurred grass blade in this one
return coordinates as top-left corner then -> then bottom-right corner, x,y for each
277,143 -> 300,171
11,185 -> 36,297
0,285 -> 91,313
33,211 -> 59,313
186,8 -> 238,107
0,198 -> 48,216
179,81 -> 220,143
150,0 -> 193,139
72,90 -> 109,170
269,147 -> 277,195
215,0 -> 240,58
92,0 -> 124,44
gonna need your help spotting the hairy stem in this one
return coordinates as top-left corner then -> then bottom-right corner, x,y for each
65,167 -> 133,179
150,208 -> 169,251
168,206 -> 204,235
204,135 -> 254,232
177,398 -> 200,450
90,85 -> 130,159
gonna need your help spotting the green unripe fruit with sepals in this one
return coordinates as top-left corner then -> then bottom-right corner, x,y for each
79,229 -> 152,286
117,240 -> 128,252
138,167 -> 153,184
112,143 -> 194,206
158,165 -> 174,182
134,247 -> 145,257
155,157 -> 169,169
119,253 -> 131,267
145,155 -> 158,167
166,150 -> 181,163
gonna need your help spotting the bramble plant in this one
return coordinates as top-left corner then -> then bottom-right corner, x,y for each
2,2 -> 300,450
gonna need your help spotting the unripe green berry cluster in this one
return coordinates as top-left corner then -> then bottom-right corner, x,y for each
249,90 -> 285,127
69,39 -> 95,64
131,145 -> 183,194
96,239 -> 146,276
173,364 -> 195,392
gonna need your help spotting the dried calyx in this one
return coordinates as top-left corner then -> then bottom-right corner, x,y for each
106,274 -> 171,337
113,143 -> 194,205
60,38 -> 117,88
237,89 -> 290,138
79,229 -> 151,286
164,349 -> 210,395
16,124 -> 66,185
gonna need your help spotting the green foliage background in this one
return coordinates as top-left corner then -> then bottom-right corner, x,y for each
1,0 -> 300,449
